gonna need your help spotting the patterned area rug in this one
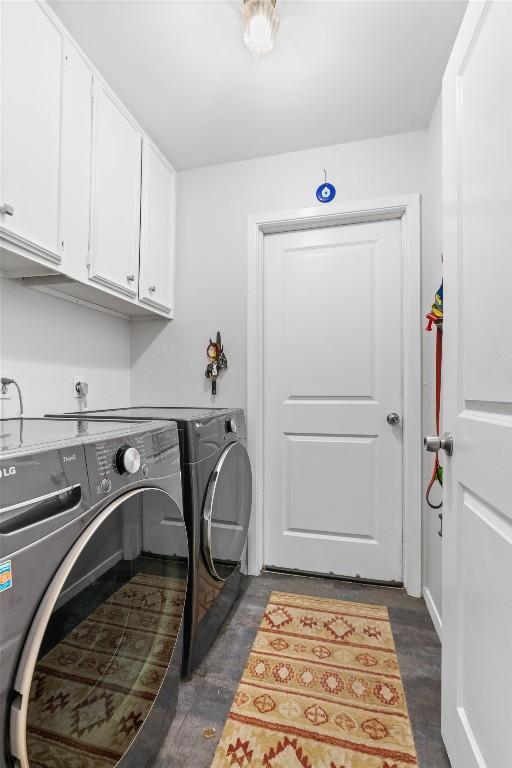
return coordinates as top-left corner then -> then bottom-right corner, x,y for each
26,572 -> 186,768
211,591 -> 418,768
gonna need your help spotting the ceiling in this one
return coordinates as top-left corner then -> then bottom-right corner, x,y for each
49,0 -> 466,171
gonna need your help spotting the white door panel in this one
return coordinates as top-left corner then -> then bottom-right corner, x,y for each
284,434 -> 376,537
1,1 -> 62,257
442,3 -> 512,766
139,141 -> 175,313
89,82 -> 141,296
263,220 -> 403,582
283,242 -> 375,398
60,42 -> 93,281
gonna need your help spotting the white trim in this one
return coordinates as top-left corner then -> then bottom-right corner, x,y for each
21,281 -> 131,321
423,585 -> 443,642
246,194 -> 422,598
0,227 -> 61,266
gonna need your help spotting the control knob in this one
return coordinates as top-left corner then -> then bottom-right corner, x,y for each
115,445 -> 141,475
225,418 -> 237,434
100,478 -> 112,494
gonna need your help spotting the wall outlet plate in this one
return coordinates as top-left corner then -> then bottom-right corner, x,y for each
73,375 -> 84,398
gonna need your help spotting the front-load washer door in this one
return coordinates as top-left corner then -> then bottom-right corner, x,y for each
202,441 -> 252,581
10,487 -> 187,768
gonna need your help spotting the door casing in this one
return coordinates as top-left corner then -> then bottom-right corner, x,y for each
246,194 -> 422,597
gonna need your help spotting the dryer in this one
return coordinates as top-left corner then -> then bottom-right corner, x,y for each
45,407 -> 252,677
0,417 -> 187,768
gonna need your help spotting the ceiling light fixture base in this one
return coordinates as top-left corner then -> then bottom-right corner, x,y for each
241,0 -> 280,59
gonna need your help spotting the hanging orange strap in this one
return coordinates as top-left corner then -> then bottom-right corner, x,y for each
426,325 -> 443,509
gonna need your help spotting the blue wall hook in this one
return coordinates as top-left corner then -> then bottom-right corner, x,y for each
316,170 -> 336,203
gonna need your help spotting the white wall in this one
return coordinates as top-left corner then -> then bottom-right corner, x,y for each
131,128 -> 445,611
421,94 -> 444,635
0,277 -> 130,417
0,121 -> 442,623
131,130 -> 427,407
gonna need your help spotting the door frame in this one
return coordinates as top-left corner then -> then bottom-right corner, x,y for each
246,193 -> 422,597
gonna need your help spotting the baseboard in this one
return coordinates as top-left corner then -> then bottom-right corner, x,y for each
422,585 -> 442,641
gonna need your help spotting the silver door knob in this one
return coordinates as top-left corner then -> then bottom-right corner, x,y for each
387,412 -> 400,425
424,431 -> 454,456
0,203 -> 14,216
148,285 -> 156,293
127,274 -> 135,282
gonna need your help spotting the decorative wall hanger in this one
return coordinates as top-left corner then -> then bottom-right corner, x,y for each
205,331 -> 228,395
316,169 -> 336,203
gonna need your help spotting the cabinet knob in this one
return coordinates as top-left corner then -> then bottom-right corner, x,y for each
149,285 -> 156,293
127,274 -> 135,282
0,204 -> 14,216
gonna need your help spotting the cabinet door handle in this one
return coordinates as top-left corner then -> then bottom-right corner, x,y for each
148,285 -> 156,293
127,274 -> 135,282
0,204 -> 14,216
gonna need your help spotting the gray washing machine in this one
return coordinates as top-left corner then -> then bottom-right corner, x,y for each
0,417 -> 187,768
45,407 -> 252,677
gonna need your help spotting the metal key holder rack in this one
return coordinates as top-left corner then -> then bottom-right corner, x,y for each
205,331 -> 228,395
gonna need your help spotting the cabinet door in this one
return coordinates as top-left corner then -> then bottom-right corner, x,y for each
89,82 -> 141,297
1,1 -> 62,262
139,141 -> 176,313
60,42 -> 93,282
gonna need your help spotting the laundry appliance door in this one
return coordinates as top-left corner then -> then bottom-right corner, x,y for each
202,442 -> 252,582
9,487 -> 187,768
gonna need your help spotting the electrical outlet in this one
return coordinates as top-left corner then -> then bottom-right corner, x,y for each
73,376 -> 89,411
73,376 -> 84,398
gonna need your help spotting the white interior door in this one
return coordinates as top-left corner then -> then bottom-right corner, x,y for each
263,219 -> 403,582
442,3 -> 512,766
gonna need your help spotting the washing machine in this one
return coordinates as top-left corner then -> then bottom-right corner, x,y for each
0,417 -> 187,768
45,407 -> 252,677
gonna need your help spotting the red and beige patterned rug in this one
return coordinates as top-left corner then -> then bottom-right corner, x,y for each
26,572 -> 186,768
211,590 -> 418,768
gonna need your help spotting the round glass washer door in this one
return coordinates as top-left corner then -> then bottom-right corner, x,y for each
11,487 -> 187,768
202,441 -> 252,582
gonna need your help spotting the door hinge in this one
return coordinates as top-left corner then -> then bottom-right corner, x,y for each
438,512 -> 443,538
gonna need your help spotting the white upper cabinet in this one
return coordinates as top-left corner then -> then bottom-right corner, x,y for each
1,1 -> 63,265
0,1 -> 175,317
60,42 -> 93,282
88,82 -> 142,298
139,141 -> 176,314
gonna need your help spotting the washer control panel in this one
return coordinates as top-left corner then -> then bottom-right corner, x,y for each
143,427 -> 180,479
84,423 -> 180,498
86,433 -> 146,498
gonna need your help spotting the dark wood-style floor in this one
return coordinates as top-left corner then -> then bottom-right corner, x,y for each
155,571 -> 450,768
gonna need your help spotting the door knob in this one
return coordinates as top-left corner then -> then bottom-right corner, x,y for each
424,431 -> 454,456
148,285 -> 156,293
0,203 -> 14,216
387,412 -> 400,425
127,274 -> 135,282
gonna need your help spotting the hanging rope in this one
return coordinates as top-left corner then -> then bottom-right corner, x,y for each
425,281 -> 443,510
